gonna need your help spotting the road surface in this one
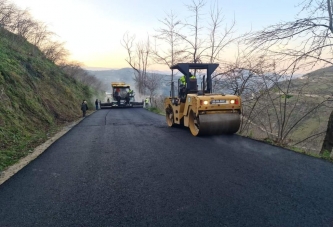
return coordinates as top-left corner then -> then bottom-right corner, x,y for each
1,108 -> 333,227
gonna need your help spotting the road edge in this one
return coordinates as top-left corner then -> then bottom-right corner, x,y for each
0,113 -> 93,186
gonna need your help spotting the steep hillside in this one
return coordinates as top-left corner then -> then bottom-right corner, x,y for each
0,28 -> 95,171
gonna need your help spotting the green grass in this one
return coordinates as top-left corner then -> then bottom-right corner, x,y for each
147,107 -> 165,115
286,146 -> 333,162
322,150 -> 331,159
0,28 -> 98,172
263,138 -> 274,145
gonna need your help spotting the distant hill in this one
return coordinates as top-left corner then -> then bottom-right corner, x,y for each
88,68 -> 137,89
305,66 -> 333,77
286,66 -> 333,96
87,68 -> 178,96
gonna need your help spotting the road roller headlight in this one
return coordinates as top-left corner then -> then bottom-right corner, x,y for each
230,99 -> 239,104
200,100 -> 209,105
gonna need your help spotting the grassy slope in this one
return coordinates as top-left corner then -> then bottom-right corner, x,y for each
286,70 -> 332,143
0,28 -> 95,171
242,67 -> 333,154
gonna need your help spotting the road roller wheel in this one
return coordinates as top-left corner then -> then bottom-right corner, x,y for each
189,111 -> 200,136
165,107 -> 174,127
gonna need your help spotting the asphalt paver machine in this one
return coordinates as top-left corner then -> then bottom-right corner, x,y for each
100,82 -> 143,108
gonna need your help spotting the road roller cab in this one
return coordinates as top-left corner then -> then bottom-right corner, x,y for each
164,63 -> 241,136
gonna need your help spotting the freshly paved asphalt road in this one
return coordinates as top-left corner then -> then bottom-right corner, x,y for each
1,108 -> 333,227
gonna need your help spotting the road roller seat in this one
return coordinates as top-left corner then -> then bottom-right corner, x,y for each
187,78 -> 198,94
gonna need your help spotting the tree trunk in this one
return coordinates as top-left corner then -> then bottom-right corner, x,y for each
321,109 -> 333,154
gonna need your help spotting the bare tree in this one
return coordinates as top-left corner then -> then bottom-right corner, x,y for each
212,45 -> 330,152
153,11 -> 184,83
0,0 -> 69,64
248,0 -> 333,154
231,59 -> 330,152
213,51 -> 272,134
249,1 -> 333,70
41,40 -> 69,64
121,32 -> 151,95
178,0 -> 206,65
59,61 -> 83,79
206,0 -> 237,64
60,61 -> 105,91
9,9 -> 35,39
28,21 -> 54,47
174,0 -> 238,82
144,73 -> 162,106
0,0 -> 16,29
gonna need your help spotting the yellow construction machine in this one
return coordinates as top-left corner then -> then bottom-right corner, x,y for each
164,63 -> 241,136
100,82 -> 143,108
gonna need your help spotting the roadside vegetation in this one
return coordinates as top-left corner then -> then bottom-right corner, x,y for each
0,0 -> 105,171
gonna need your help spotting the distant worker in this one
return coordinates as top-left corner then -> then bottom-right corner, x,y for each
95,99 -> 99,110
107,98 -> 110,103
128,89 -> 134,95
145,97 -> 149,108
115,88 -> 121,105
125,90 -> 130,104
81,100 -> 88,117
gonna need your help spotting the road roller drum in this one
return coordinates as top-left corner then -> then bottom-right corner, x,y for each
189,112 -> 240,136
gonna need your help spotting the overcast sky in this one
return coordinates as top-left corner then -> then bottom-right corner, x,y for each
11,0 -> 301,70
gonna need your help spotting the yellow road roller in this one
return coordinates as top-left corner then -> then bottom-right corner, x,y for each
164,63 -> 241,136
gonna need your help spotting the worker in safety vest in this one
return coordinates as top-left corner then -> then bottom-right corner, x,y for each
145,97 -> 149,108
179,75 -> 186,100
179,73 -> 196,99
115,88 -> 121,105
180,73 -> 196,85
180,75 -> 186,85
190,73 -> 196,79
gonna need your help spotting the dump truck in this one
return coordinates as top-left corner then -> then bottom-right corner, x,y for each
100,82 -> 143,109
164,63 -> 241,136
